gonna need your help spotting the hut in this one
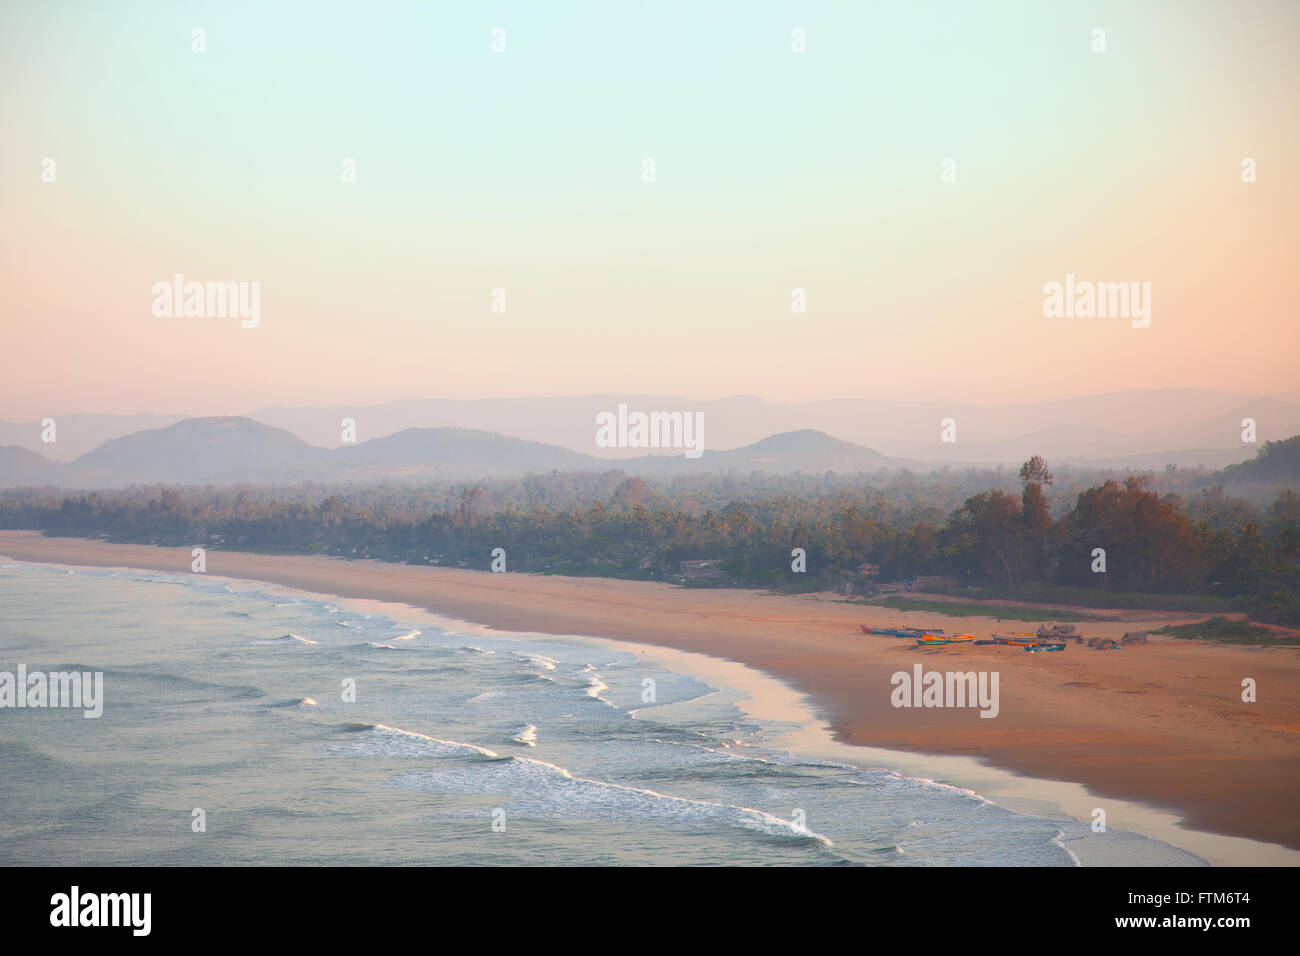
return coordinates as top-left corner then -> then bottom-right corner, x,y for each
1121,632 -> 1149,645
1038,623 -> 1081,642
1092,638 -> 1121,650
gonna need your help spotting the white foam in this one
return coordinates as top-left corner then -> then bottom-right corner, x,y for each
510,724 -> 538,747
275,633 -> 319,646
516,653 -> 558,671
395,752 -> 834,847
349,724 -> 501,760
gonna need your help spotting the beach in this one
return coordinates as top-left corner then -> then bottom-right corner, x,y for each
2,529 -> 1298,859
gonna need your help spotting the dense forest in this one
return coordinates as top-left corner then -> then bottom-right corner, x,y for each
2,450 -> 1297,626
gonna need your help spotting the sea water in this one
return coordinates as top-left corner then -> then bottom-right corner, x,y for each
0,562 -> 1204,866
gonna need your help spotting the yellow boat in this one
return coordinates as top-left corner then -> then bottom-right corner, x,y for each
915,633 -> 974,645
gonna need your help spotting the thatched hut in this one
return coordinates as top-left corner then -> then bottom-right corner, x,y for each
1121,632 -> 1149,645
1093,638 -> 1121,650
1037,623 -> 1077,637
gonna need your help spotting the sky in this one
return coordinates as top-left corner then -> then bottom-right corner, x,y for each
2,0 -> 1297,419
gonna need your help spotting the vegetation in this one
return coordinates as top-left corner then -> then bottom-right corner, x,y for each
869,597 -> 1097,622
923,584 -> 1239,613
1155,616 -> 1298,646
1,456 -> 1296,626
1218,435 -> 1300,487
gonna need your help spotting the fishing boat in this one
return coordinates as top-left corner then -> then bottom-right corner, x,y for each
1025,643 -> 1065,652
862,625 -> 938,638
991,634 -> 1039,647
915,633 -> 974,646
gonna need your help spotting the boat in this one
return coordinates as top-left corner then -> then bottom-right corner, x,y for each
1025,643 -> 1065,652
991,634 -> 1040,647
862,625 -> 938,638
915,633 -> 974,646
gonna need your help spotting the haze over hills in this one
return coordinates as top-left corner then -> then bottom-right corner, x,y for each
244,389 -> 1300,464
71,418 -> 330,485
3,413 -> 1297,491
331,427 -> 598,480
0,419 -> 917,488
0,413 -> 187,462
1,388 -> 1298,482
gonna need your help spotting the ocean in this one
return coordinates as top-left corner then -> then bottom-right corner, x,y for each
0,561 -> 1205,866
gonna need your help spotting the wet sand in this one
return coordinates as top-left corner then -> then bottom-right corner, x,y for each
2,530 -> 1297,855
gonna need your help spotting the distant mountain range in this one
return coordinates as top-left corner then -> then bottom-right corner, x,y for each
0,418 -> 916,488
1,388 -> 1298,487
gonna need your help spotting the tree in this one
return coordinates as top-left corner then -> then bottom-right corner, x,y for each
1019,456 -> 1054,581
1019,455 -> 1054,487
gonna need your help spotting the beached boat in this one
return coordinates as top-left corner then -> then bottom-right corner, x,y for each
991,634 -> 1039,646
862,625 -> 938,638
915,633 -> 973,646
1025,643 -> 1065,652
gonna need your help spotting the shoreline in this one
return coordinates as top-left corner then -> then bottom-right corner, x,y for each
2,531 -> 1298,862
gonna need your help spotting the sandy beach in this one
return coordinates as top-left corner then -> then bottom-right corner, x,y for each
2,530 -> 1298,856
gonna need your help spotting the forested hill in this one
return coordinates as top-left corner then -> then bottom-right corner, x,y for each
1217,436 -> 1300,486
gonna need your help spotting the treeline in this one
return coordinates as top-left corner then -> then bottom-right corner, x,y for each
1,457 -> 1297,625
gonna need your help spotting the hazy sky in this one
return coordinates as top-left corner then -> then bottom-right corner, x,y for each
2,0 -> 1297,419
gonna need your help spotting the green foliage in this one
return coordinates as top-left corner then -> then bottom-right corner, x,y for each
870,597 -> 1095,622
1155,616 -> 1296,645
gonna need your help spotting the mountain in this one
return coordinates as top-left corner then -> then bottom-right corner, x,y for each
3,389 -> 1296,468
0,419 -> 912,488
332,427 -> 599,479
1,411 -> 1293,490
0,413 -> 186,462
0,446 -> 63,487
246,389 -> 1300,466
622,430 -> 899,476
69,417 -> 328,485
1217,436 -> 1300,486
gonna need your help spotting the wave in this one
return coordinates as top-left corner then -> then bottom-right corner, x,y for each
510,724 -> 538,747
390,751 -> 834,848
274,633 -> 319,646
515,653 -> 558,671
391,629 -> 421,641
344,724 -> 502,760
1051,830 -> 1083,867
580,667 -> 617,708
